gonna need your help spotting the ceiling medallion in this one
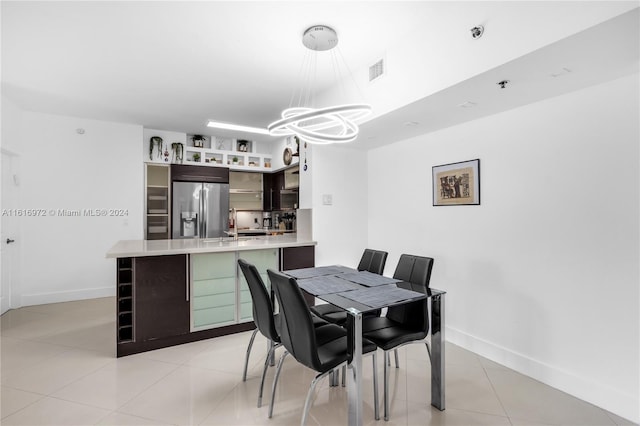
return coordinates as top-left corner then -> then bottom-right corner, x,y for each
268,25 -> 372,145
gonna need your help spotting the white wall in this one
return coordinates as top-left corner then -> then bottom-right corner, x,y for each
2,95 -> 23,153
367,74 -> 639,422
13,111 -> 143,306
310,144 -> 368,268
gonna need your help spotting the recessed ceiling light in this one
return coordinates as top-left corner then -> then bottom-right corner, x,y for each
404,121 -> 420,127
458,101 -> 477,108
550,67 -> 572,78
206,120 -> 270,135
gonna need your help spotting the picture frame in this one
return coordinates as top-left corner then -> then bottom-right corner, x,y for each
432,159 -> 480,206
236,139 -> 251,152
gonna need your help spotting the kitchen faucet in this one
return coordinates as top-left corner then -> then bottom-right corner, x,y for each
224,208 -> 239,241
231,208 -> 238,240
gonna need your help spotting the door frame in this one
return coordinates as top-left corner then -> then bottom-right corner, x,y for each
1,149 -> 22,313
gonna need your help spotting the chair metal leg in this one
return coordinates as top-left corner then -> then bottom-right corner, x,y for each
242,329 -> 259,381
341,365 -> 346,387
268,350 -> 289,418
301,373 -> 323,426
372,352 -> 380,421
257,345 -> 275,407
394,349 -> 400,369
425,342 -> 432,361
268,339 -> 276,366
383,351 -> 390,421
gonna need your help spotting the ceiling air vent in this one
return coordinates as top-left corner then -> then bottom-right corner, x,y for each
369,58 -> 385,82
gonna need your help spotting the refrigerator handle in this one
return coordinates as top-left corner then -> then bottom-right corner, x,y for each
198,187 -> 204,238
202,187 -> 208,237
185,255 -> 190,302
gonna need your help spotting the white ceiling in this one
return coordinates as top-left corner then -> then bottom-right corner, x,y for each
2,1 -> 638,149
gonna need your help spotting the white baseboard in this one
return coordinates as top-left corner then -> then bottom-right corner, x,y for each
20,287 -> 115,307
446,326 -> 639,424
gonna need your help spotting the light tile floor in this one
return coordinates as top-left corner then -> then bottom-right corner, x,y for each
0,297 -> 635,426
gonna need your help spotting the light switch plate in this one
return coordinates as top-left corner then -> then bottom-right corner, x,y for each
322,194 -> 333,205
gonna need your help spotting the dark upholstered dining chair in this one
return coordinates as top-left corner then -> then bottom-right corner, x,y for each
267,269 -> 380,425
361,254 -> 434,421
310,248 -> 388,325
238,259 -> 282,407
239,259 -> 328,407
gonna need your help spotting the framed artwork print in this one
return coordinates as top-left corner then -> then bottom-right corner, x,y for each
432,159 -> 480,206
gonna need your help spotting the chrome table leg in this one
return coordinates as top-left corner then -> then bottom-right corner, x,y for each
346,309 -> 363,426
431,293 -> 445,410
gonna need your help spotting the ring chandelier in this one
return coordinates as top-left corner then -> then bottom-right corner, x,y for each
268,25 -> 372,145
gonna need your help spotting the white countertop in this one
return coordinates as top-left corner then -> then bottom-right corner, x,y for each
106,234 -> 316,258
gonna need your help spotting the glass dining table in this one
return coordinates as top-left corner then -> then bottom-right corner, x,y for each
284,266 -> 445,426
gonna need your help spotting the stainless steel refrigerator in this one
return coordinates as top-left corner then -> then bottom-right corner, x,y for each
172,182 -> 229,239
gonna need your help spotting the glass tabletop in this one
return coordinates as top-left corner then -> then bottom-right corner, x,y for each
283,266 -> 444,314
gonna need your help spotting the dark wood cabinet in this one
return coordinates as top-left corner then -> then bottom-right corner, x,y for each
281,245 -> 315,306
281,245 -> 315,270
171,164 -> 229,183
263,170 -> 285,211
262,172 -> 273,211
134,254 -> 189,342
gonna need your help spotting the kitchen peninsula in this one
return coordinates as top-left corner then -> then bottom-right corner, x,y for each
106,235 -> 315,357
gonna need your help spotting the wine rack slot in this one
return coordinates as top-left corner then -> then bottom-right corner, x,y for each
117,257 -> 134,343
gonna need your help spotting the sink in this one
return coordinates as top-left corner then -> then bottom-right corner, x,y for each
202,236 -> 261,243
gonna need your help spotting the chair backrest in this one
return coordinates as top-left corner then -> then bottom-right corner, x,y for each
387,254 -> 434,328
357,249 -> 388,275
392,254 -> 434,288
267,269 -> 321,371
238,259 -> 279,342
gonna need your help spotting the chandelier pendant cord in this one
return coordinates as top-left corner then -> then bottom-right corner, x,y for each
290,49 -> 310,110
330,49 -> 346,102
336,45 -> 368,102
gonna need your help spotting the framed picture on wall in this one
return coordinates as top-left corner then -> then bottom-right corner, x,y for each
432,159 -> 480,206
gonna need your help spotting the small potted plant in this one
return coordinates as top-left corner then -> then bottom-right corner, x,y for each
171,142 -> 184,163
193,153 -> 201,162
232,156 -> 239,165
149,136 -> 163,160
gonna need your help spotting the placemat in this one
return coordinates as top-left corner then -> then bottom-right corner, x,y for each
285,265 -> 357,279
297,275 -> 363,296
339,271 -> 402,287
337,285 -> 424,309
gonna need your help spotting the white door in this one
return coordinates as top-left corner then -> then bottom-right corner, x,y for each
1,151 -> 20,314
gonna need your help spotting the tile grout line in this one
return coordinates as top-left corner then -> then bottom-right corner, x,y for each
0,387 -> 47,421
481,362 -> 515,425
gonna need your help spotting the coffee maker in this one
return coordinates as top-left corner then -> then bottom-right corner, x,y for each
262,212 -> 272,229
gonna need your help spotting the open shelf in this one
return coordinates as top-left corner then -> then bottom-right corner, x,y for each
117,257 -> 134,343
145,164 -> 170,240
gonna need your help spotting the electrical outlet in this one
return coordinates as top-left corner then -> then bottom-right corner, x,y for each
322,194 -> 333,205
